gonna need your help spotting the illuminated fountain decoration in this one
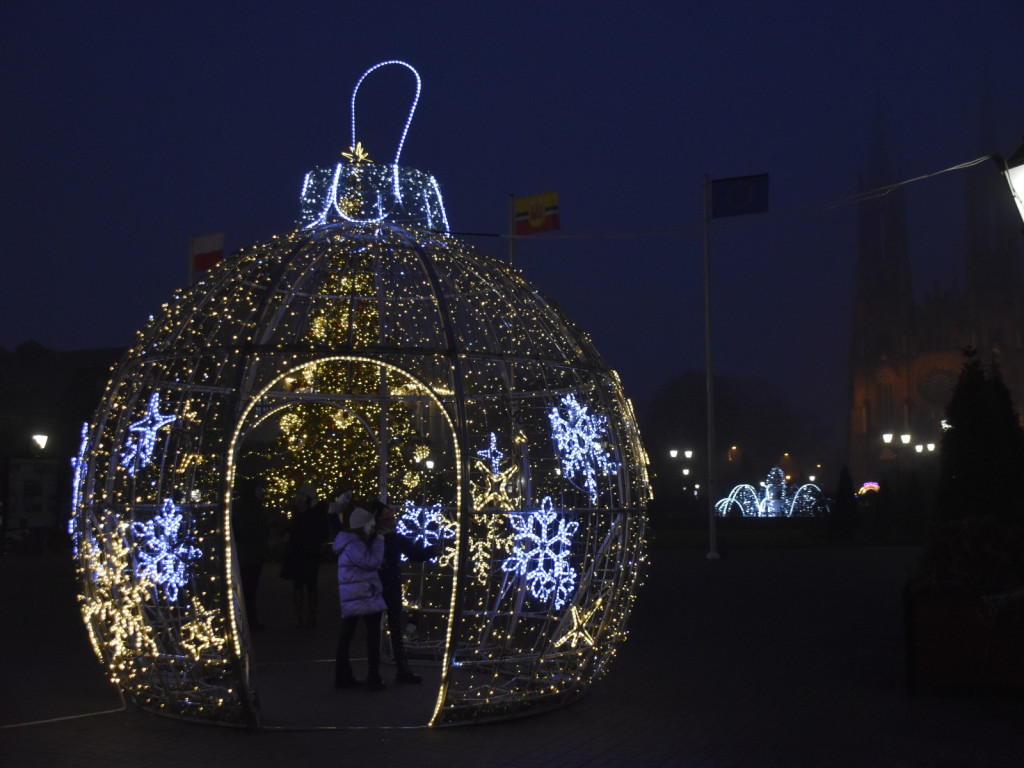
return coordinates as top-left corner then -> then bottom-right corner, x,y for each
715,466 -> 829,518
68,60 -> 649,728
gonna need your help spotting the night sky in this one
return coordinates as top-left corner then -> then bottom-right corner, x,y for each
3,2 -> 1023,449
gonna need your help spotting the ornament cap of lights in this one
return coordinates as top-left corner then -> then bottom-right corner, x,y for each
68,60 -> 649,729
298,60 -> 449,231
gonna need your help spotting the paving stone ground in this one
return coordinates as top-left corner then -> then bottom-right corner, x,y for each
2,544 -> 1022,767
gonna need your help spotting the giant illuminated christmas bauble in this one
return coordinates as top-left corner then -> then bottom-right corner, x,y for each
69,61 -> 650,727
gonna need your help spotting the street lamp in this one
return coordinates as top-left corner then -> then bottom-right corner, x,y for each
882,431 -> 912,485
29,433 -> 49,458
999,137 -> 1024,226
668,448 -> 697,506
882,432 -> 911,447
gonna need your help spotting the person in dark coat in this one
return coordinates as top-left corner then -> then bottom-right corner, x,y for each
332,506 -> 387,691
280,483 -> 329,628
232,479 -> 270,630
372,499 -> 434,684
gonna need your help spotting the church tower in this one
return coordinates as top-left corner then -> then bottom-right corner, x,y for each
847,115 -> 1024,486
847,128 -> 915,482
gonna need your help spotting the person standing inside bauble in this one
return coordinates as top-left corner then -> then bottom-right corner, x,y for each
333,505 -> 387,691
372,499 -> 433,684
280,483 -> 329,628
232,479 -> 270,630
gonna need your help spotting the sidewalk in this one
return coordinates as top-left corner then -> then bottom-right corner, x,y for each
2,545 -> 1023,767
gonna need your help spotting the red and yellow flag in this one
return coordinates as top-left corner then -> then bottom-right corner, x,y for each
514,192 -> 560,235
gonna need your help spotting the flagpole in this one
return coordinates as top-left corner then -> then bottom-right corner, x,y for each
507,194 -> 516,267
703,174 -> 720,560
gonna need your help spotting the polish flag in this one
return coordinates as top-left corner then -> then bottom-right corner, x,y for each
189,232 -> 225,283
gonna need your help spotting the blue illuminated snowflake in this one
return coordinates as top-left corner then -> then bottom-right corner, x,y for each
502,496 -> 579,609
131,498 -> 201,602
120,392 -> 176,476
397,500 -> 455,563
548,394 -> 617,506
68,422 -> 90,555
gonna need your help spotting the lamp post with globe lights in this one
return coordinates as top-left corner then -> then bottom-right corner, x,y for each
882,431 -> 912,488
668,448 -> 697,515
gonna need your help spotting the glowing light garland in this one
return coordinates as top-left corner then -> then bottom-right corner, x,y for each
68,421 -> 89,554
69,59 -> 649,728
120,392 -> 176,476
298,60 -> 448,231
553,597 -> 603,650
549,394 -> 618,506
351,59 -> 420,167
130,498 -> 202,602
398,499 -> 456,565
179,602 -> 228,659
715,466 -> 828,518
78,526 -> 159,685
472,432 -> 518,510
477,432 -> 504,474
503,496 -> 579,610
469,433 -> 517,585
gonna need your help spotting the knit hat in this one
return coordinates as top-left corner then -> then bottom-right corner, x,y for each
349,507 -> 374,531
298,483 -> 317,500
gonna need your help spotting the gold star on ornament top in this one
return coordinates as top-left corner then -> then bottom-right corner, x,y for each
342,141 -> 371,164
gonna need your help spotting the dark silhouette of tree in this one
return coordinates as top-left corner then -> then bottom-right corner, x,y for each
934,349 -> 1024,526
828,465 -> 859,540
914,349 -> 1024,593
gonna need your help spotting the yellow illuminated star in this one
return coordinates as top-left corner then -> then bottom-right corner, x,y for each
553,597 -> 603,649
342,141 -> 371,164
471,458 -> 517,510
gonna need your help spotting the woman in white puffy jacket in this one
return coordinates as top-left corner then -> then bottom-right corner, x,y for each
332,506 -> 387,691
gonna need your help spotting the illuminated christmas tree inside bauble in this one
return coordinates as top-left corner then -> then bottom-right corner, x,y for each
69,60 -> 650,727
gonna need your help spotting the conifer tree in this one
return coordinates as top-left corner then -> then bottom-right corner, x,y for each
935,349 -> 1024,525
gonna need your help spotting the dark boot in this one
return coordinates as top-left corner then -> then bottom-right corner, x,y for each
335,662 -> 360,689
365,672 -> 386,692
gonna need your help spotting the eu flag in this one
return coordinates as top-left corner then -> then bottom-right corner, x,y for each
710,174 -> 770,218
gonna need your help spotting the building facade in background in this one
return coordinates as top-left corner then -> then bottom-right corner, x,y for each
848,132 -> 1024,485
